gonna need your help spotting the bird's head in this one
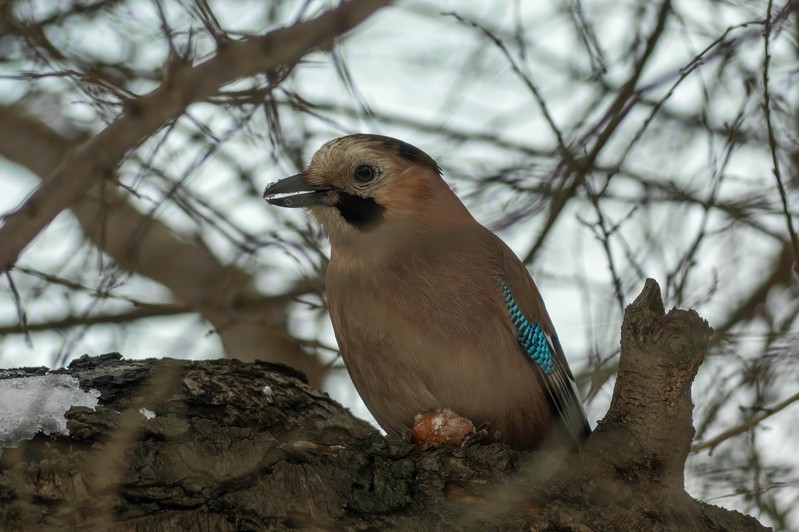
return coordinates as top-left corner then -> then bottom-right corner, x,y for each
263,134 -> 472,246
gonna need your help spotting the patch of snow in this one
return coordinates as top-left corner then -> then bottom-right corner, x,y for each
139,408 -> 156,420
432,412 -> 446,431
0,374 -> 100,451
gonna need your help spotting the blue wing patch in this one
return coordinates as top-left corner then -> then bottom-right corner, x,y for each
500,283 -> 555,375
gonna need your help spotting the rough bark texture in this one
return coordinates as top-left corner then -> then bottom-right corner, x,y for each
0,280 -> 768,530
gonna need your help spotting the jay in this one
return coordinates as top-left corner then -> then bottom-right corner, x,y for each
264,134 -> 591,450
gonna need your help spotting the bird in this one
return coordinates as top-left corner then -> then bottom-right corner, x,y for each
263,134 -> 591,451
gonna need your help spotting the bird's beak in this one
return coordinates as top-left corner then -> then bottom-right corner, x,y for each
263,173 -> 333,208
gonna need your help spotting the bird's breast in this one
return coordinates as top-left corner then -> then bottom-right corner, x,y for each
325,244 -> 554,448
326,250 -> 493,342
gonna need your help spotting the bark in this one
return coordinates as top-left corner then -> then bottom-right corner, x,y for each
0,280 -> 768,530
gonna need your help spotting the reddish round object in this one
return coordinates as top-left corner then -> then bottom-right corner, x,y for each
409,409 -> 475,446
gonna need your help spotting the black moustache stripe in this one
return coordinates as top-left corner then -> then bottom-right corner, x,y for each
335,193 -> 386,231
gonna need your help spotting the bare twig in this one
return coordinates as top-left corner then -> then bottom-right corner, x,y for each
762,0 -> 799,271
0,0 -> 392,273
692,391 -> 799,454
3,271 -> 31,347
524,0 -> 674,264
0,305 -> 191,334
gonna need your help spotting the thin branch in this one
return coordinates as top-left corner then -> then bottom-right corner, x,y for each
3,271 -> 32,347
523,0 -> 674,264
692,391 -> 799,454
0,305 -> 191,334
445,12 -> 571,161
0,0 -> 392,273
0,105 -> 326,376
762,0 -> 799,271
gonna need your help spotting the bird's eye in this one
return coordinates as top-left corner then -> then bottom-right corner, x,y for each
354,165 -> 376,183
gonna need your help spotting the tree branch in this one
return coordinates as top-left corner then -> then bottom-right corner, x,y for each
692,390 -> 799,454
583,279 -> 711,489
0,281 -> 766,530
0,105 -> 326,381
0,305 -> 190,334
0,0 -> 392,273
762,0 -> 799,273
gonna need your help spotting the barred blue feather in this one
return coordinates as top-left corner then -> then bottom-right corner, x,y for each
500,281 -> 591,449
501,283 -> 555,375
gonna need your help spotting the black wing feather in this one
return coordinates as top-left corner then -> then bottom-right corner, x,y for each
543,334 -> 591,449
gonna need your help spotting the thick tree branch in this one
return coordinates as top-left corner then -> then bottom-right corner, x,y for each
0,281 -> 766,530
0,0 -> 392,273
584,279 -> 711,489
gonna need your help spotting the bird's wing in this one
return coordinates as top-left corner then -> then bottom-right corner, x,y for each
498,243 -> 592,450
